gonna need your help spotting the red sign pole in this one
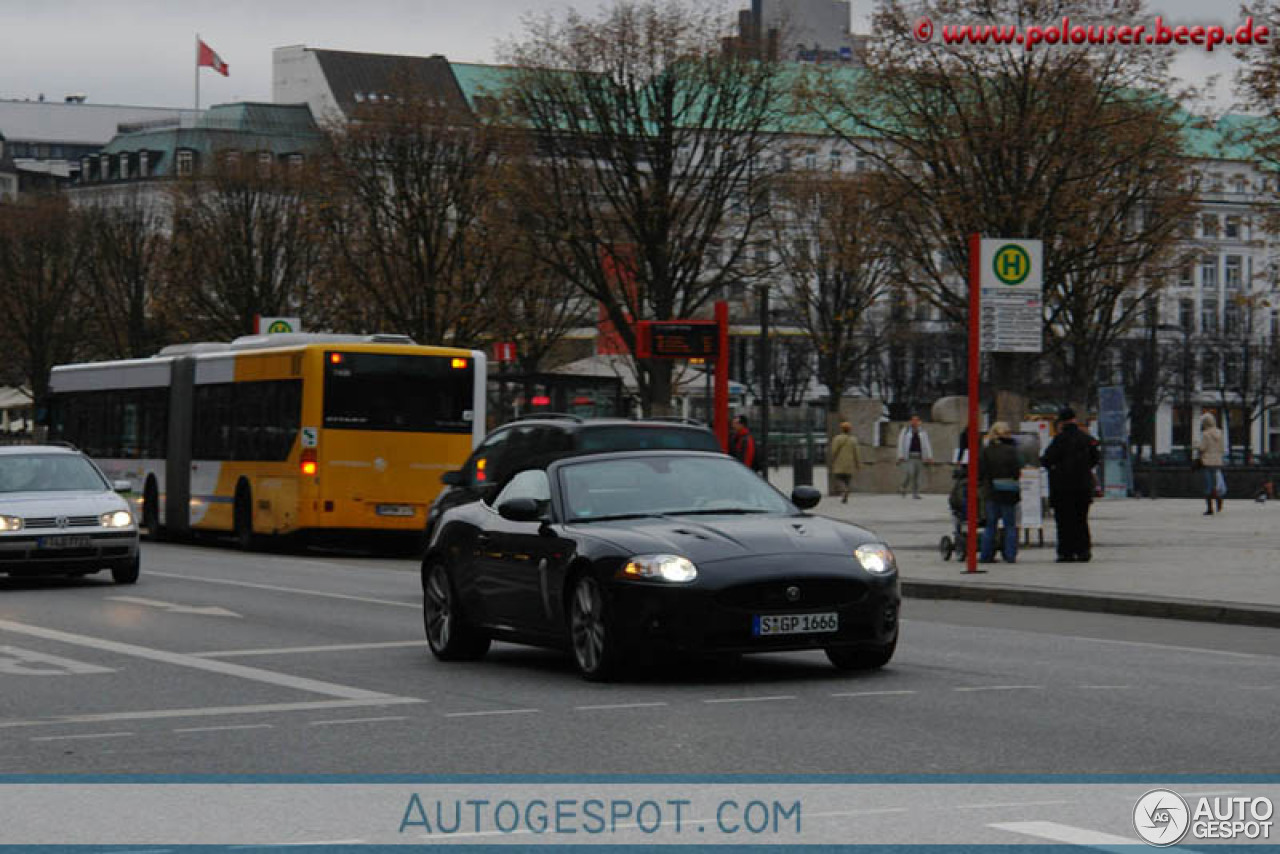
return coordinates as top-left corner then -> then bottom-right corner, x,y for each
966,233 -> 983,574
714,300 -> 730,452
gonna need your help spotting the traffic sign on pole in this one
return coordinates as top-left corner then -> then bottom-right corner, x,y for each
979,239 -> 1043,354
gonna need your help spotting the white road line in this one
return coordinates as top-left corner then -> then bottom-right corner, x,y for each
444,708 -> 541,718
1067,635 -> 1270,660
0,618 -> 403,701
990,820 -> 1157,850
192,641 -> 423,658
1078,685 -> 1133,690
30,731 -> 134,742
954,685 -> 1044,692
830,690 -> 917,698
1240,685 -> 1277,690
703,695 -> 797,704
308,716 -> 409,726
0,698 -> 425,731
574,702 -> 669,711
146,570 -> 418,609
172,724 -> 273,734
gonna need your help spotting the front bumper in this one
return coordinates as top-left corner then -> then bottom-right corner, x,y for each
606,566 -> 900,655
0,531 -> 139,574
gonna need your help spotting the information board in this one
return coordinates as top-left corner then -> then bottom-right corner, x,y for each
636,321 -> 718,359
979,239 -> 1043,353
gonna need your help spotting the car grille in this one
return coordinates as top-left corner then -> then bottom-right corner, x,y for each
715,578 -> 868,611
21,516 -> 99,529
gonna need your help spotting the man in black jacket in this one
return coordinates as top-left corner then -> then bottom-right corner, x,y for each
1040,407 -> 1101,563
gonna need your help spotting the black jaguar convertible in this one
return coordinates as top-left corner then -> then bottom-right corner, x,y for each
421,450 -> 900,680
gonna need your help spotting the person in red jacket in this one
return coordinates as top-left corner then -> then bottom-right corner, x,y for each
730,415 -> 757,469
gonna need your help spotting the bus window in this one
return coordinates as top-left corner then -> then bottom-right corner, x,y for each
324,352 -> 473,433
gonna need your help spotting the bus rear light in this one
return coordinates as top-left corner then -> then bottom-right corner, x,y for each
301,448 -> 318,476
330,353 -> 344,365
451,358 -> 468,369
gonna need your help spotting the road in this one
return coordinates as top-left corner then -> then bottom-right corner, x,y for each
1,540 -> 1278,778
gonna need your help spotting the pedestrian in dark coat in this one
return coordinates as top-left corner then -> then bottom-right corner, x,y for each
1040,407 -> 1101,563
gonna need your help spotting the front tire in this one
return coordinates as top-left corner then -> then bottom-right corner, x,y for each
569,575 -> 626,681
111,554 -> 141,585
826,637 -> 896,671
423,561 -> 490,661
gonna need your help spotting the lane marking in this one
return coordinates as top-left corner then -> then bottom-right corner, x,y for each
574,702 -> 669,711
146,570 -> 418,609
108,596 -> 241,618
0,618 -> 402,701
1067,635 -> 1270,661
1078,685 -> 1132,690
30,731 -> 134,742
954,685 -> 1044,692
830,690 -> 917,698
0,645 -> 115,676
444,708 -> 540,718
0,698 -> 424,731
703,695 -> 797,704
308,716 -> 409,726
990,820 -> 1154,849
172,724 -> 273,734
192,641 -> 423,658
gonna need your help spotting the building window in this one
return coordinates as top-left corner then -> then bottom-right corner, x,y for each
1179,299 -> 1194,330
176,150 -> 194,177
100,154 -> 110,180
1225,216 -> 1241,239
1225,302 -> 1241,335
1234,175 -> 1248,194
286,153 -> 303,171
1200,256 -> 1218,289
140,151 -> 149,178
1201,214 -> 1219,238
118,153 -> 130,180
1201,354 -> 1219,388
258,151 -> 273,176
829,152 -> 842,171
81,157 -> 92,181
1225,256 -> 1242,289
1202,299 -> 1219,334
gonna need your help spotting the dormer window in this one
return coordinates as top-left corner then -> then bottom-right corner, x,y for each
286,153 -> 304,171
81,156 -> 92,181
176,149 -> 194,177
118,153 -> 130,180
100,153 -> 110,180
140,151 -> 150,178
258,151 -> 273,176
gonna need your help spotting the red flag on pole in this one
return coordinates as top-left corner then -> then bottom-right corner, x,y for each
197,39 -> 229,76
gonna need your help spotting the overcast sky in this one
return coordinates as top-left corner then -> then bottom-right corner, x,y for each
0,0 -> 1249,112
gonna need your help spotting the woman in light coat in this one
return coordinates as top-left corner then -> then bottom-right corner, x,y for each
829,422 -> 862,504
1198,412 -> 1226,515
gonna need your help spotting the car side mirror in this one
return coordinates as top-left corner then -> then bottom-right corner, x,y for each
497,497 -> 545,523
791,486 -> 821,510
441,470 -> 464,486
112,480 -> 131,494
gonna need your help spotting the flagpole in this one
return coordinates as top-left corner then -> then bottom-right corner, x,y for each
194,33 -> 200,111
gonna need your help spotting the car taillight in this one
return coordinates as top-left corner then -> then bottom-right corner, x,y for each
301,448 -> 318,476
476,457 -> 487,483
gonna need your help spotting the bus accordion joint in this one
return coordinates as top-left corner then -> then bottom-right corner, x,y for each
301,448 -> 318,476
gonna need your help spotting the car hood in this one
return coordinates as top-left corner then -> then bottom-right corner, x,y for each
564,513 -> 881,564
0,491 -> 123,516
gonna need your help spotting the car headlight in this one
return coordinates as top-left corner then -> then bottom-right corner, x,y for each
0,515 -> 22,532
619,554 -> 698,583
855,543 -> 897,575
100,510 -> 134,529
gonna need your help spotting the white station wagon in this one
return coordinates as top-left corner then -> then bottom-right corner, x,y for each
0,445 -> 140,584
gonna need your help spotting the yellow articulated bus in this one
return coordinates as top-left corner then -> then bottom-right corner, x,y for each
48,334 -> 486,548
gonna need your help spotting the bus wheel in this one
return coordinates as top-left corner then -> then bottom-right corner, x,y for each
142,478 -> 161,541
234,482 -> 257,551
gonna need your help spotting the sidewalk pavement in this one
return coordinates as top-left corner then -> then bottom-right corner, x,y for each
766,465 -> 1280,628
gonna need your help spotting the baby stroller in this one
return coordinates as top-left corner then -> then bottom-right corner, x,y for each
939,464 -> 985,561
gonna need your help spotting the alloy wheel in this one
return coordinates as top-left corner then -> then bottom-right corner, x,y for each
425,564 -> 452,652
571,577 -> 606,674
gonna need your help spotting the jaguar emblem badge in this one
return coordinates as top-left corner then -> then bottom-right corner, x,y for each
785,585 -> 801,602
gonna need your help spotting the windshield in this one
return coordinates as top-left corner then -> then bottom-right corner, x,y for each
560,455 -> 792,521
324,352 -> 474,433
0,454 -> 108,493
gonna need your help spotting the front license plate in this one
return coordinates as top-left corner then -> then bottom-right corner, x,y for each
376,504 -> 415,517
38,535 -> 93,550
753,612 -> 839,636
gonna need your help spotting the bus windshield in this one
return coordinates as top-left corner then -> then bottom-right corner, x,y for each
324,352 -> 474,433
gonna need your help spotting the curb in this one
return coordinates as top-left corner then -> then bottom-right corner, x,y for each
901,580 -> 1280,629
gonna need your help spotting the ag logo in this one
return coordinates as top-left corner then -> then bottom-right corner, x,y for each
992,244 -> 1031,285
1134,789 -> 1190,846
267,320 -> 294,333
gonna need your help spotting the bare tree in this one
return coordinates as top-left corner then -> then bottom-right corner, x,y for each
165,156 -> 320,342
501,0 -> 785,412
770,172 -> 895,421
0,196 -> 91,411
317,76 -> 507,345
81,188 -> 171,359
808,0 -> 1196,421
